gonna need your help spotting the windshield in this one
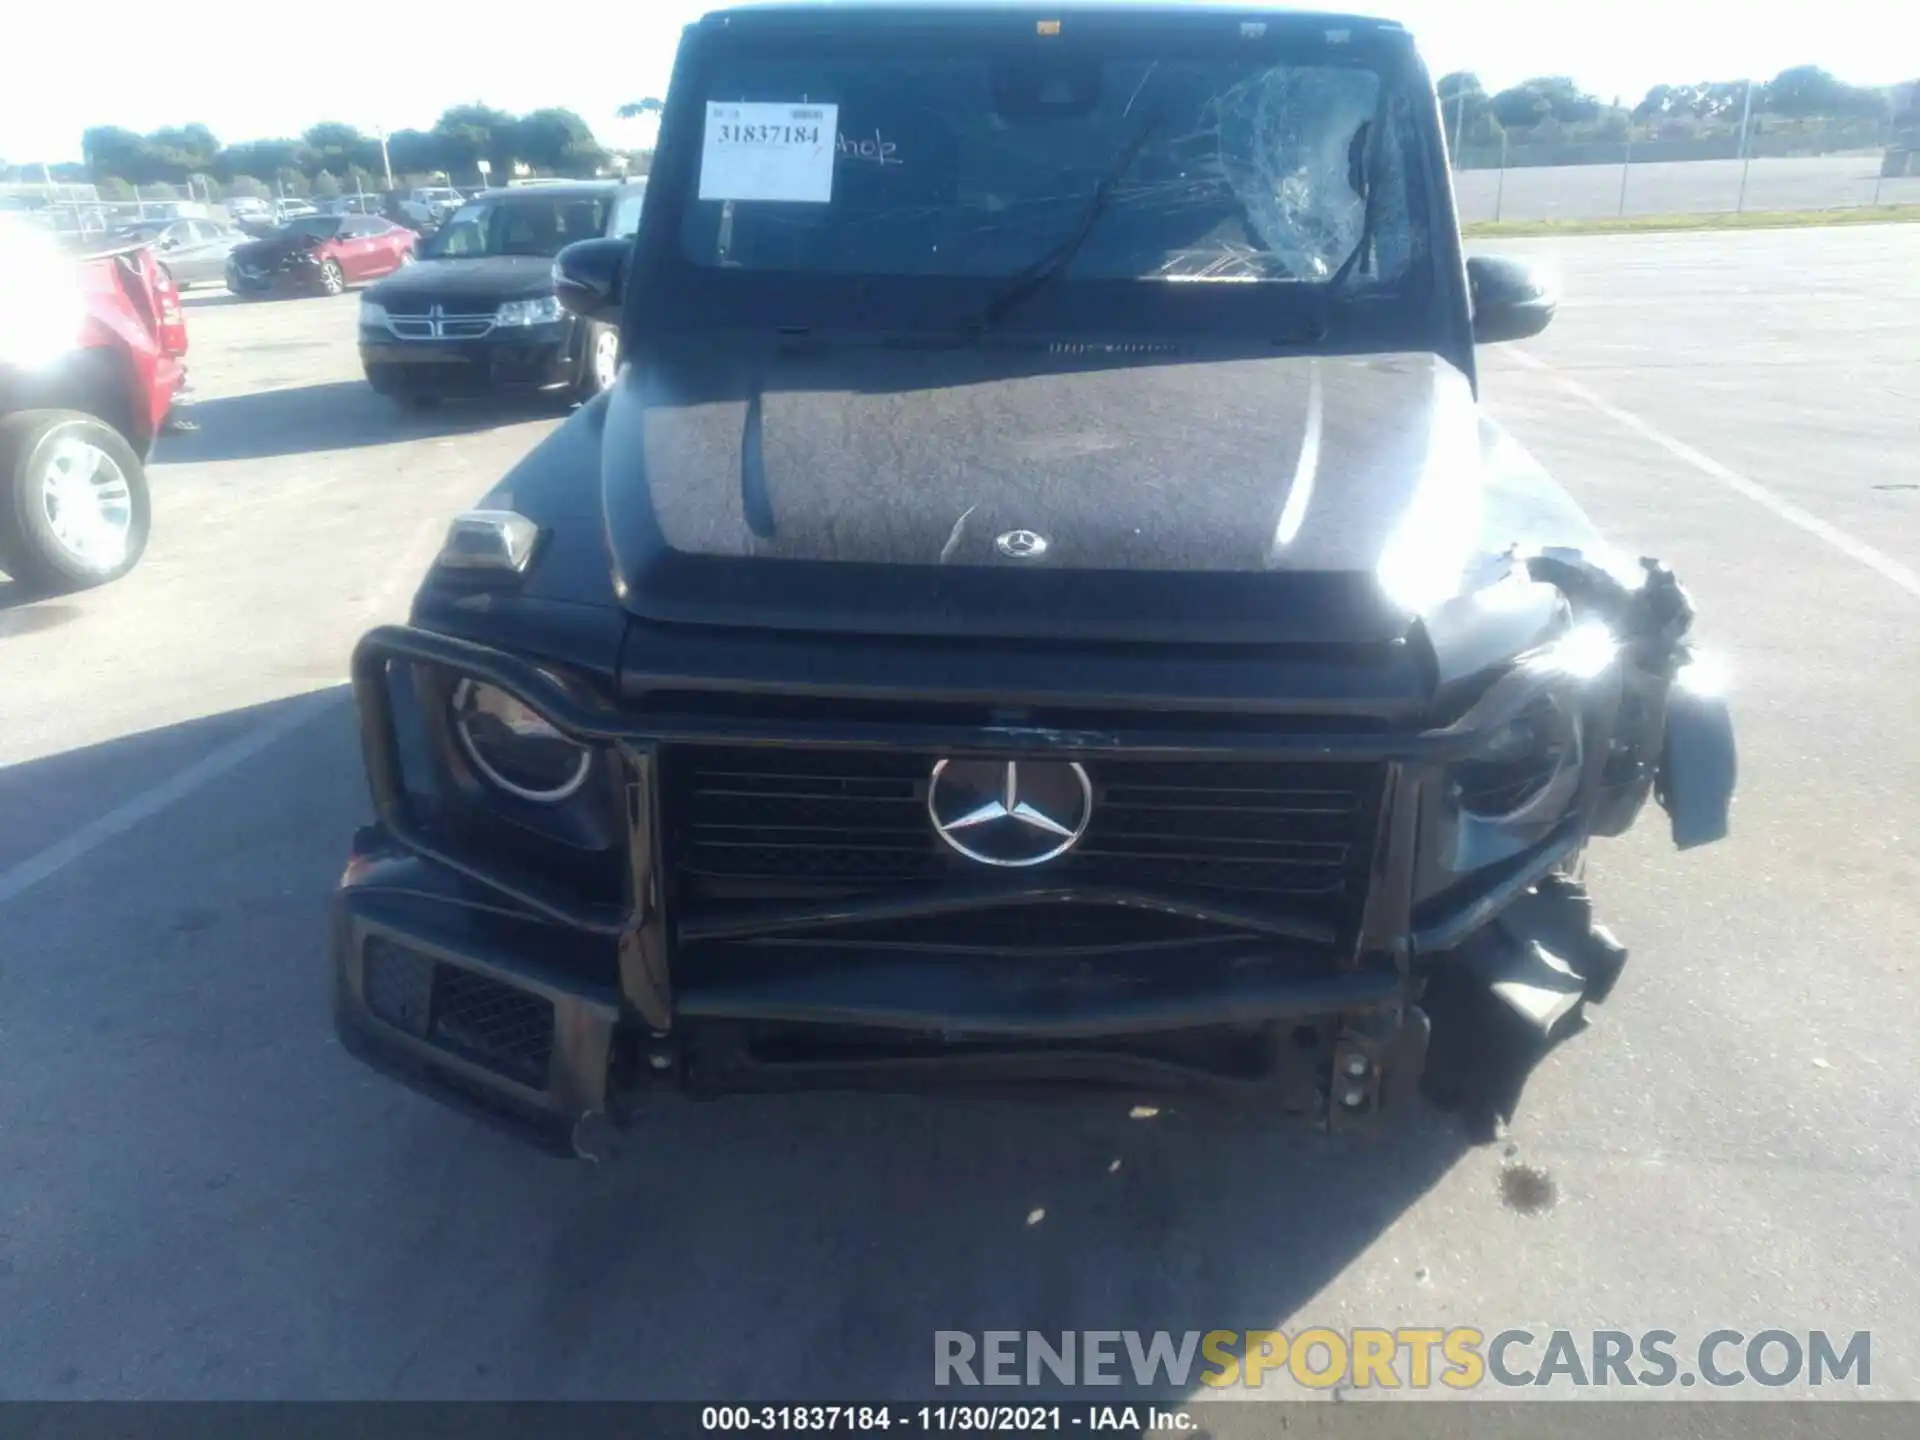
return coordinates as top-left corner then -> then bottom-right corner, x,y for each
424,196 -> 610,259
680,45 -> 1421,286
613,185 -> 647,237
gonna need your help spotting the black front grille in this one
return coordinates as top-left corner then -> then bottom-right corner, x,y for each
738,904 -> 1257,955
664,747 -> 1384,916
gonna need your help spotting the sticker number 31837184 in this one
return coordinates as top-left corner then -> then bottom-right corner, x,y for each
700,102 -> 841,204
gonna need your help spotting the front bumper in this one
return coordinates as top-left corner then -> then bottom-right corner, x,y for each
226,255 -> 332,294
361,323 -> 577,395
327,622 -> 1662,1154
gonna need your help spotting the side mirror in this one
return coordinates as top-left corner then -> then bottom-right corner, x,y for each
1467,255 -> 1556,344
553,238 -> 629,324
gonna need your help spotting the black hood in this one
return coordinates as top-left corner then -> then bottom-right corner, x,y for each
367,255 -> 555,305
231,232 -> 329,264
593,340 -> 1540,647
535,338 -> 1605,648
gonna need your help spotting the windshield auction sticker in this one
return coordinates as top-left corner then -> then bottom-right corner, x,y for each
700,102 -> 839,203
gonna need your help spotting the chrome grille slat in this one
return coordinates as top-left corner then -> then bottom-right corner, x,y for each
383,302 -> 498,341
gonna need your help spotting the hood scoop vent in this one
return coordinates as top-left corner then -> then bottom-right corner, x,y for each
859,336 -> 1188,358
1049,341 -> 1186,357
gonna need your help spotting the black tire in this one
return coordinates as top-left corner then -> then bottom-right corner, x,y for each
319,258 -> 346,296
571,321 -> 620,403
0,410 -> 152,594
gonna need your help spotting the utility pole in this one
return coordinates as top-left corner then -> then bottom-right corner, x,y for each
1618,128 -> 1633,217
377,128 -> 394,191
1493,130 -> 1508,221
1735,78 -> 1756,213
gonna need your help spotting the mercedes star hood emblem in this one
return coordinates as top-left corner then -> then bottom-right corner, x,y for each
927,758 -> 1092,867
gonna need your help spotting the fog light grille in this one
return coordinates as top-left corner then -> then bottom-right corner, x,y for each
363,936 -> 433,1038
431,967 -> 555,1088
360,936 -> 556,1089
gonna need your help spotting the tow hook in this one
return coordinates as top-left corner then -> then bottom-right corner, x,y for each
1328,1008 -> 1430,1132
572,1109 -> 624,1164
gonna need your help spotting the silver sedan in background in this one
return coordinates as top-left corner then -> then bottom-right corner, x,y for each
116,218 -> 249,289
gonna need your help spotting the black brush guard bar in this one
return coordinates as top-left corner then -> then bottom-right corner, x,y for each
350,623 -> 1578,956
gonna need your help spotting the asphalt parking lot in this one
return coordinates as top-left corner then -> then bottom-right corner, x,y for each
1,225 -> 1917,1402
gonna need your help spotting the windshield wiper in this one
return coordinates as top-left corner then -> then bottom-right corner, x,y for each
1315,102 -> 1392,323
970,110 -> 1163,334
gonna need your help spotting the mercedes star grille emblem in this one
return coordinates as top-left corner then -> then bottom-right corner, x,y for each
995,529 -> 1049,559
927,758 -> 1093,868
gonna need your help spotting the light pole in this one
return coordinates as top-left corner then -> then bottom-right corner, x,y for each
1735,78 -> 1756,213
376,127 -> 394,191
1493,130 -> 1508,221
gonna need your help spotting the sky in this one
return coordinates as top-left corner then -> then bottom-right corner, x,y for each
5,2 -> 1915,164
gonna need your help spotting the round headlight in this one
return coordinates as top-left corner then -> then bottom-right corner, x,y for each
1454,692 -> 1580,821
451,679 -> 590,803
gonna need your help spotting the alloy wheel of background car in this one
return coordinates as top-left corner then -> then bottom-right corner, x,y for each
39,437 -> 134,569
591,326 -> 619,393
0,410 -> 152,594
320,260 -> 345,296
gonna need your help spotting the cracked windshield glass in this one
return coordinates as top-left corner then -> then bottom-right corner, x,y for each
686,54 -> 1419,284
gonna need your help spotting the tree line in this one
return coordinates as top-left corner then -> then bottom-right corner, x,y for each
1436,65 -> 1900,150
2,68 -> 1906,194
24,104 -> 640,198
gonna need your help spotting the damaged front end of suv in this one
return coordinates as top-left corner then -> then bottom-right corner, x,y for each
328,4 -> 1737,1156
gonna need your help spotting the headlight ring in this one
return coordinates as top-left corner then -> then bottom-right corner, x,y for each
450,678 -> 591,804
1453,690 -> 1583,823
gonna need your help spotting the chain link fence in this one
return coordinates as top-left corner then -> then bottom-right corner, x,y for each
1455,152 -> 1918,225
1448,120 -> 1920,225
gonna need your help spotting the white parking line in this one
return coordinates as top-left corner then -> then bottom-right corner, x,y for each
0,516 -> 441,910
1509,348 -> 1920,601
0,688 -> 345,910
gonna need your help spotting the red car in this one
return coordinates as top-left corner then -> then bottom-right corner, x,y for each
225,214 -> 415,298
0,218 -> 186,592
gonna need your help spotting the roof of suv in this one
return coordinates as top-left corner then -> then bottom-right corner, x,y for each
696,3 -> 1405,30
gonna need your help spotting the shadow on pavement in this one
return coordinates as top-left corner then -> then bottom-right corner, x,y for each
0,692 -> 1580,1402
0,577 -> 84,629
155,380 -> 564,462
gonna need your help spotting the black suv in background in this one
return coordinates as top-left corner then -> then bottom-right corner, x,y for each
358,181 -> 647,406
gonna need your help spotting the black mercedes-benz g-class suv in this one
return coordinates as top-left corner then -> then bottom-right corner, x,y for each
332,4 -> 1736,1156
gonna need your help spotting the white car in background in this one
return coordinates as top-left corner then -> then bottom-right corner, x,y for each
405,187 -> 465,222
